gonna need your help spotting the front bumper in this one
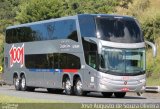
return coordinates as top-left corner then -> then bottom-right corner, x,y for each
96,73 -> 146,92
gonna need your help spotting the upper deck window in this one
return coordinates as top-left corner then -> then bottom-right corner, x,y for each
6,19 -> 78,43
96,17 -> 144,43
78,15 -> 96,37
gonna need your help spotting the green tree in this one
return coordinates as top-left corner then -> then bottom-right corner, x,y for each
0,0 -> 25,33
142,16 -> 160,42
16,0 -> 122,23
0,0 -> 25,68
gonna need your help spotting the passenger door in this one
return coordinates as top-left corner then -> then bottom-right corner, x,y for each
82,51 -> 98,91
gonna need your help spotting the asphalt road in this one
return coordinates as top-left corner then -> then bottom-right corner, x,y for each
0,85 -> 160,103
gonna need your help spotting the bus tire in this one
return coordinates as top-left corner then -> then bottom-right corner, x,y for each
114,92 -> 126,98
102,92 -> 113,98
74,78 -> 87,96
20,75 -> 27,91
13,75 -> 21,91
64,77 -> 73,95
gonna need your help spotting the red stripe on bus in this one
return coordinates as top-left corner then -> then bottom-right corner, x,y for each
63,69 -> 78,73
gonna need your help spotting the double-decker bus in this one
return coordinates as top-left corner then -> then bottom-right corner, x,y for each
4,14 -> 156,98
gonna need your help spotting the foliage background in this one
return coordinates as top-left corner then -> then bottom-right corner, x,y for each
0,0 -> 160,85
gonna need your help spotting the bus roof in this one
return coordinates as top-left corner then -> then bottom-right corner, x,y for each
6,14 -> 134,30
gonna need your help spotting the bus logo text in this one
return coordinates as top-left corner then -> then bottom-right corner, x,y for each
9,44 -> 24,68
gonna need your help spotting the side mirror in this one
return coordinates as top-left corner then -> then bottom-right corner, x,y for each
145,41 -> 157,57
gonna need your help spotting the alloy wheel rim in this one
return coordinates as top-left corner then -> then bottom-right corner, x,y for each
66,80 -> 71,91
21,78 -> 26,88
76,80 -> 82,93
15,78 -> 19,86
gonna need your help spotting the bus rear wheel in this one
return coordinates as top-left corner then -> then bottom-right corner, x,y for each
114,92 -> 126,98
64,77 -> 73,95
13,76 -> 20,91
74,78 -> 87,96
102,92 -> 113,98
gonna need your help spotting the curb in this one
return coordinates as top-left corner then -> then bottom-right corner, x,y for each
145,86 -> 160,93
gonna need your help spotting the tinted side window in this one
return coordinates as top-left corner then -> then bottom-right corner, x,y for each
6,19 -> 78,43
21,27 -> 35,42
82,38 -> 98,69
6,28 -> 17,43
59,53 -> 81,69
53,54 -> 59,69
25,53 -> 81,69
78,15 -> 96,37
67,54 -> 81,69
51,20 -> 78,41
59,54 -> 67,69
6,29 -> 12,43
25,54 -> 53,69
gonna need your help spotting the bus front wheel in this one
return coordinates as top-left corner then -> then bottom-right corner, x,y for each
114,92 -> 126,98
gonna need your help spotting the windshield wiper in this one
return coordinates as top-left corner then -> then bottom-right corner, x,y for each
99,68 -> 110,73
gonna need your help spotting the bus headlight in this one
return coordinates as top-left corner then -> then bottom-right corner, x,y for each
139,78 -> 146,83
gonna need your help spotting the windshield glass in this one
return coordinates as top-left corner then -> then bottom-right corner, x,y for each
96,17 -> 144,43
100,47 -> 145,75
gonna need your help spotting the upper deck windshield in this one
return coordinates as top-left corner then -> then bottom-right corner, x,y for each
96,17 -> 144,43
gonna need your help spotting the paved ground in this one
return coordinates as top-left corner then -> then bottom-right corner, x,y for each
0,85 -> 160,103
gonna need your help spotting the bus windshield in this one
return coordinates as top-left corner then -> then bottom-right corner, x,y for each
96,17 -> 144,43
100,47 -> 145,75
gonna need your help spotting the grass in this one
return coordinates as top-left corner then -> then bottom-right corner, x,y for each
147,77 -> 160,86
0,94 -> 62,103
146,38 -> 160,86
0,94 -> 82,109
